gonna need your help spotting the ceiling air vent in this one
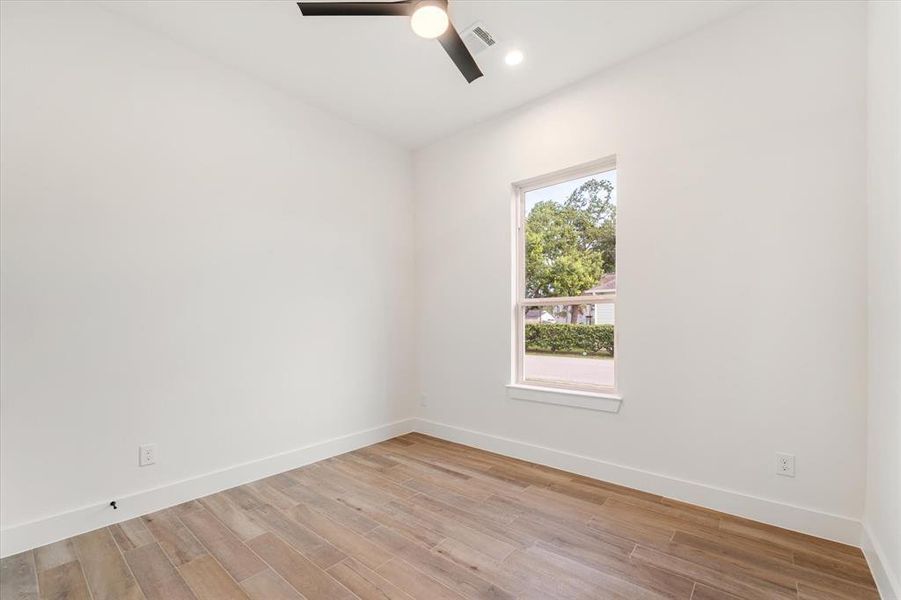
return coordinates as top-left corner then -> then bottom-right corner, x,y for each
460,22 -> 496,55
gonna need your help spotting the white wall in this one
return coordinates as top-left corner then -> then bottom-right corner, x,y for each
0,1 -> 415,549
414,1 -> 868,542
864,1 -> 901,596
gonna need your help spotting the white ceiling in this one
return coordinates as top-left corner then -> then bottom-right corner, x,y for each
103,1 -> 752,148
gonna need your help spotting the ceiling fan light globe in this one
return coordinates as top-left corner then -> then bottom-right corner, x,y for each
410,4 -> 449,39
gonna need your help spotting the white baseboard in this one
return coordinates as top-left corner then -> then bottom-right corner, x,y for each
0,418 -> 414,558
412,418 -> 862,546
0,416 -> 867,559
862,521 -> 900,600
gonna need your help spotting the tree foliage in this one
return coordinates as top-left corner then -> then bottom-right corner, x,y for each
525,178 -> 616,299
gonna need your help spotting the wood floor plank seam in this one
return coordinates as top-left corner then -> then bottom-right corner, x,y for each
143,515 -> 199,600
172,511 -> 251,596
336,557 -> 417,600
237,536 -> 314,600
105,526 -> 149,600
187,499 -> 319,600
28,551 -> 41,600
376,556 -> 468,600
65,561 -> 92,600
249,504 -> 367,599
179,507 -> 268,583
142,509 -> 207,568
69,536 -> 100,600
372,524 -> 516,600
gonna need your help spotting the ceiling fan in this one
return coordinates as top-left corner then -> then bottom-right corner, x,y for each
295,1 -> 483,83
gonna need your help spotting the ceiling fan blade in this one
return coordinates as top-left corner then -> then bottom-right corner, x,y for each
296,2 -> 413,16
437,23 -> 483,83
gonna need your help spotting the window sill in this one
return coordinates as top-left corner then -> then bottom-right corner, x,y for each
505,384 -> 622,413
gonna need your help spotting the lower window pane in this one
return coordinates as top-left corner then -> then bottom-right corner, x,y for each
523,303 -> 614,389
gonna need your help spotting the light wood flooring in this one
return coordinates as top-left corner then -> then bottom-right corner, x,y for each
0,433 -> 879,600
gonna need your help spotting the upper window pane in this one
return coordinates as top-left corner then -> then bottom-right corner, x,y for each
524,170 -> 616,299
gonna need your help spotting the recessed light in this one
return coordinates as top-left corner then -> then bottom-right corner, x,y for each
504,49 -> 524,66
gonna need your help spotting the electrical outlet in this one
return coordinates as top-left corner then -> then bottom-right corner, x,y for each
419,394 -> 428,407
139,444 -> 157,467
776,452 -> 795,477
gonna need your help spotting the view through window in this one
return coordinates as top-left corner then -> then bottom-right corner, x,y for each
516,163 -> 616,392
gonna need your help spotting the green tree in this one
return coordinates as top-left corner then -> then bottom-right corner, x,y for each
525,178 -> 615,323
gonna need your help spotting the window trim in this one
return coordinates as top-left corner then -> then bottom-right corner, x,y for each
506,384 -> 622,413
512,156 -> 619,402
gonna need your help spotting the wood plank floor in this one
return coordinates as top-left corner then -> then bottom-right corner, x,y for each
0,433 -> 879,600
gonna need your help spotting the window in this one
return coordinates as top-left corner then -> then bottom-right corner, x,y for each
513,158 -> 617,398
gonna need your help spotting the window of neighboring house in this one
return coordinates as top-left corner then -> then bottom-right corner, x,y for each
514,158 -> 617,394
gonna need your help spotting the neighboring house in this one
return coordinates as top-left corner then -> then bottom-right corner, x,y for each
524,273 -> 616,325
581,272 -> 616,325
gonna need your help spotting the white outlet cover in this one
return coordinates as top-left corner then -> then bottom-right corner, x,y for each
776,452 -> 795,477
139,444 -> 157,467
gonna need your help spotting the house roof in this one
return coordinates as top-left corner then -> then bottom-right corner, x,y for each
583,273 -> 616,295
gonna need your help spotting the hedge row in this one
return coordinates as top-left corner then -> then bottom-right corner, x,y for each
525,323 -> 614,356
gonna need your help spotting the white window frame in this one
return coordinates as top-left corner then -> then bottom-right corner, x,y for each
508,156 -> 621,412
